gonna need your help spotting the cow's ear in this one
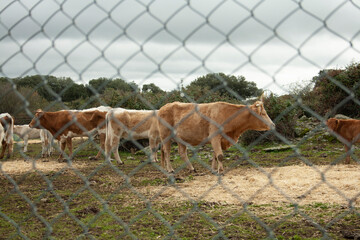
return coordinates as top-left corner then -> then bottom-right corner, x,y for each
253,101 -> 262,114
35,109 -> 44,117
260,92 -> 265,102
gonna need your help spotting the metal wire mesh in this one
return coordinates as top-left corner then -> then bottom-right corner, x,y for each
1,0 -> 360,239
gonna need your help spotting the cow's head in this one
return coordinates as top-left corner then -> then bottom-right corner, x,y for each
326,118 -> 339,132
29,109 -> 44,129
249,95 -> 275,131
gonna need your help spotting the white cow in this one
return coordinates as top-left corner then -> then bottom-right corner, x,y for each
14,125 -> 54,157
105,108 -> 160,164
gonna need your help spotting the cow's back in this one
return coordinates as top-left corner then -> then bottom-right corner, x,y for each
158,102 -> 220,145
338,119 -> 360,141
14,125 -> 41,139
159,101 -> 254,146
110,110 -> 157,139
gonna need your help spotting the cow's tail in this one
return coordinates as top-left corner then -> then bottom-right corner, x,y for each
5,115 -> 14,144
105,111 -> 113,158
0,124 -> 5,144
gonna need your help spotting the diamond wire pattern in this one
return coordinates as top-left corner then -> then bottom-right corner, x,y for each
1,0 -> 360,238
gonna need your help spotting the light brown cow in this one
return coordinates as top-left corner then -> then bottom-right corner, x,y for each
0,113 -> 14,159
105,108 -> 160,164
157,97 -> 275,173
326,118 -> 360,164
29,106 -> 110,161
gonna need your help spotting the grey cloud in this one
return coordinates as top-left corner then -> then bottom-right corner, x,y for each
1,0 -> 360,94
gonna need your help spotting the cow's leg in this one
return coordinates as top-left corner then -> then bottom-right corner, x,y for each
67,137 -> 73,159
97,133 -> 106,159
90,133 -> 105,160
105,132 -> 123,164
149,136 -> 159,162
104,132 -> 111,161
344,144 -> 351,164
211,153 -> 217,171
23,135 -> 28,152
162,141 -> 174,173
0,141 -> 6,159
43,135 -> 51,158
160,145 -> 165,168
112,135 -> 123,164
178,143 -> 195,172
58,138 -> 67,161
210,136 -> 224,174
41,137 -> 46,157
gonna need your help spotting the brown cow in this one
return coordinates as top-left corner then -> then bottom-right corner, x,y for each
326,118 -> 360,164
157,96 -> 275,173
105,108 -> 160,164
0,113 -> 14,159
29,107 -> 110,161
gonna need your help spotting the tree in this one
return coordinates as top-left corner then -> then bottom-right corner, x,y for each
142,83 -> 164,94
0,83 -> 49,124
87,77 -> 110,94
88,78 -> 138,94
188,73 -> 261,99
309,62 -> 360,117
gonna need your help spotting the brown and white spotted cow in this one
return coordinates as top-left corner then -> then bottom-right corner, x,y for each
156,95 -> 275,173
29,106 -> 110,161
105,108 -> 160,164
326,118 -> 360,164
0,113 -> 14,159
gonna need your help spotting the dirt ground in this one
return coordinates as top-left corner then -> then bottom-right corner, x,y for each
2,159 -> 359,206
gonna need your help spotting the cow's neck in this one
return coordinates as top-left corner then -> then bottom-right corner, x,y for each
41,113 -> 58,136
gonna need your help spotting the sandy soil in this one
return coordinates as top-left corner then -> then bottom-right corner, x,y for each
2,159 -> 359,206
0,159 -> 89,175
144,164 -> 360,206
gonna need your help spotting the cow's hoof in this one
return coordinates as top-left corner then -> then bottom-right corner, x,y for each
88,156 -> 98,161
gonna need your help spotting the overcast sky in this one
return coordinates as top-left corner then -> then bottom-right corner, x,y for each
1,0 -> 360,95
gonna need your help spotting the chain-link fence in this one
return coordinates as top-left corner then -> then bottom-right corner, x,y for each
1,0 -> 360,239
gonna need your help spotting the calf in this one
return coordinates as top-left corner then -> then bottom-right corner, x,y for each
105,108 -> 160,164
13,125 -> 54,157
0,113 -> 14,159
29,107 -> 110,161
326,118 -> 360,164
157,96 -> 275,173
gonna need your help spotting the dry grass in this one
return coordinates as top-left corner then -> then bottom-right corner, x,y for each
143,164 -> 360,206
2,155 -> 360,207
0,159 -> 89,175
